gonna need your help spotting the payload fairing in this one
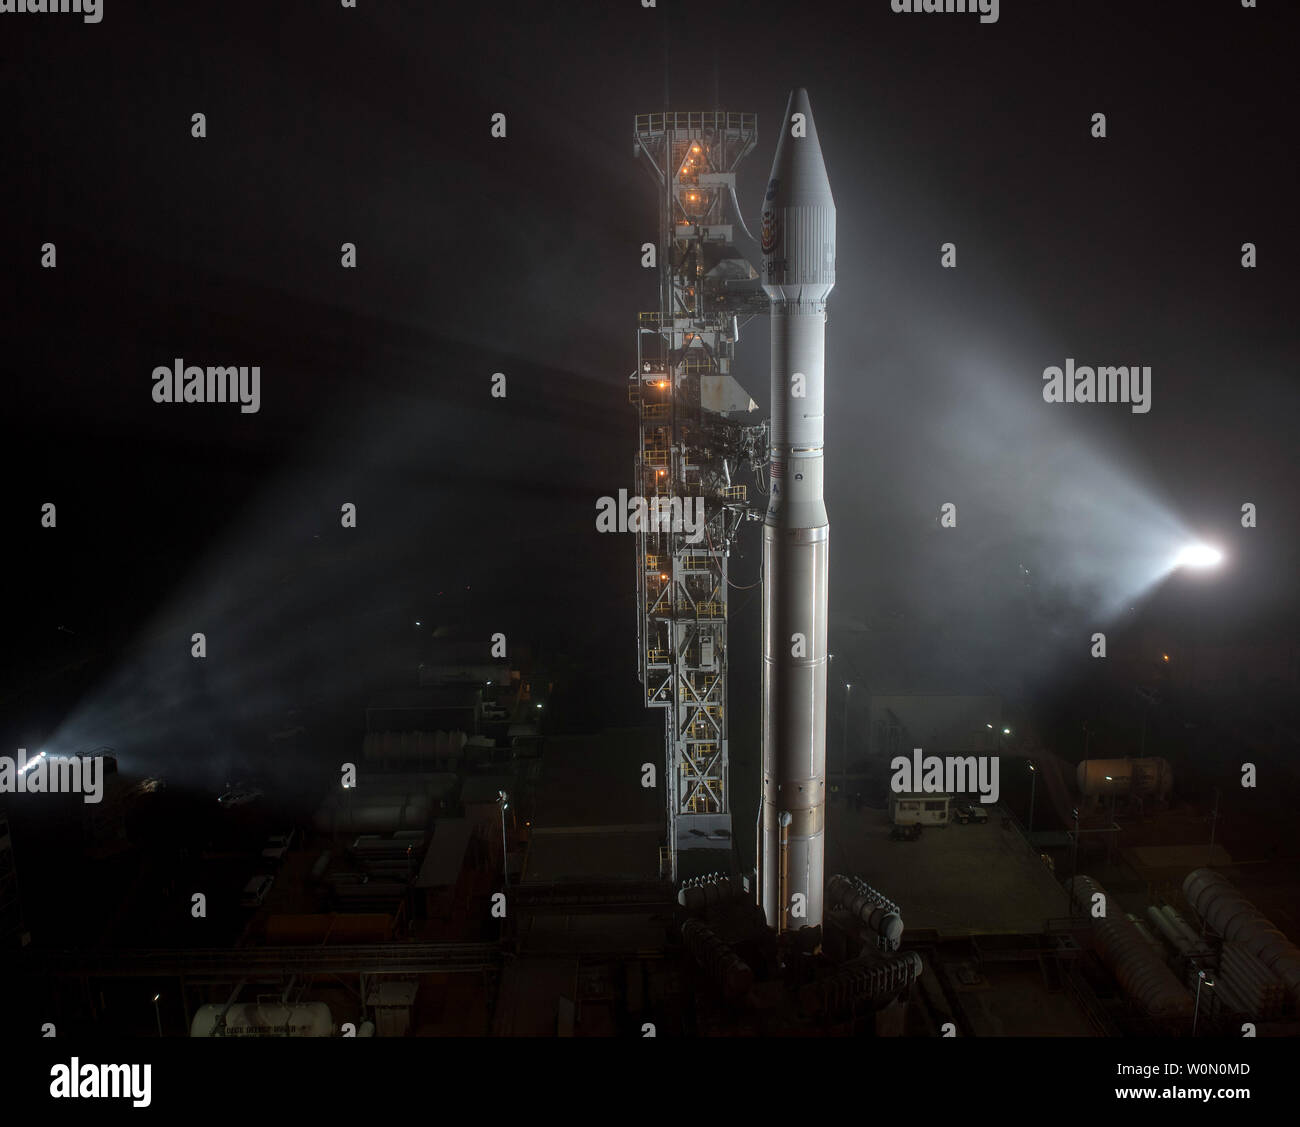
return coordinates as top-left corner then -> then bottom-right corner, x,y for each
757,89 -> 836,933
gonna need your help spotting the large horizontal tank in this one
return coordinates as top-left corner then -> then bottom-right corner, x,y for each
1067,876 -> 1193,1021
1183,868 -> 1300,1011
1076,758 -> 1172,801
190,1002 -> 334,1038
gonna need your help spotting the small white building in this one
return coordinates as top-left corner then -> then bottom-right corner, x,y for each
889,792 -> 952,827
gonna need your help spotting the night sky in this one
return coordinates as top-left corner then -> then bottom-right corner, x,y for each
5,0 -> 1297,783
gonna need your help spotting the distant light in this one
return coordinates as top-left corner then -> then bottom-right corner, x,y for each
1002,727 -> 1011,735
414,620 -> 422,627
1174,544 -> 1223,569
536,703 -> 543,710
153,994 -> 160,1002
486,680 -> 493,686
985,723 -> 993,730
1161,654 -> 1170,663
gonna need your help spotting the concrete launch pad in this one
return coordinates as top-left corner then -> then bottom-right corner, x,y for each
826,802 -> 1065,935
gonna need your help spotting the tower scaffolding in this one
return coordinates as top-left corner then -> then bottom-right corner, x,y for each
630,110 -> 769,882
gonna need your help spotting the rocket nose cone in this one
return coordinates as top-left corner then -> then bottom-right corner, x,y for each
765,88 -> 833,210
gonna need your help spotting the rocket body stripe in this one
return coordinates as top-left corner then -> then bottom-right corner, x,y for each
758,89 -> 835,932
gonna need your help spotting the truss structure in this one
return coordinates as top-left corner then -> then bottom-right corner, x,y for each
630,110 -> 768,881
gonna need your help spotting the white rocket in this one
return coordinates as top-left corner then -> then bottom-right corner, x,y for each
757,88 -> 835,933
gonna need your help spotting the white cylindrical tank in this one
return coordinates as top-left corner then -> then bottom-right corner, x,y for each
1075,758 -> 1172,801
190,1002 -> 334,1038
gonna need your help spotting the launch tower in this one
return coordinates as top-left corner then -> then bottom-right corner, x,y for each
630,110 -> 768,882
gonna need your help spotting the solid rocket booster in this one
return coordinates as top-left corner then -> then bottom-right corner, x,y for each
758,88 -> 836,932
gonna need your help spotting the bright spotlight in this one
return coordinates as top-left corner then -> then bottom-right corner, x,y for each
1174,544 -> 1223,569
